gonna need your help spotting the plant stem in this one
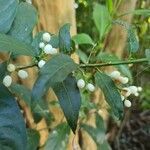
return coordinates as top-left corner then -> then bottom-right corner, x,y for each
80,58 -> 148,68
16,63 -> 37,70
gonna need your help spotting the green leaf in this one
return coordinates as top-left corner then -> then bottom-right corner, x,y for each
127,27 -> 139,53
106,0 -> 114,13
10,83 -> 31,106
72,33 -> 94,45
27,129 -> 40,150
97,52 -> 132,82
32,55 -> 78,123
0,33 -> 35,56
0,84 -> 27,150
113,20 -> 139,52
95,72 -> 124,119
145,49 -> 150,60
59,23 -> 71,53
76,49 -> 88,64
10,83 -> 52,124
145,49 -> 150,65
0,62 -> 7,82
119,9 -> 150,17
81,113 -> 111,149
8,2 -> 38,44
53,74 -> 81,133
93,3 -> 111,39
45,123 -> 70,150
0,0 -> 18,33
40,54 -> 78,79
33,100 -> 53,124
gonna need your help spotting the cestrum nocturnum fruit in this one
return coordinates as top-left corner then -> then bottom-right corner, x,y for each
38,60 -> 46,68
3,75 -> 12,87
109,71 -> 121,79
77,79 -> 85,89
18,70 -> 28,79
43,44 -> 53,54
7,64 -> 16,72
118,76 -> 129,84
109,70 -> 129,84
124,99 -> 132,108
39,42 -> 45,49
86,83 -> 95,92
42,32 -> 51,42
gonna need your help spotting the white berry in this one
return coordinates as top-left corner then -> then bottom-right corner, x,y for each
50,48 -> 58,55
7,64 -> 16,72
26,0 -> 32,4
137,87 -> 142,92
77,79 -> 85,89
86,83 -> 95,92
18,70 -> 28,79
109,71 -> 121,79
119,77 -> 129,84
121,95 -> 125,101
42,32 -> 51,42
134,92 -> 139,97
38,60 -> 46,68
43,44 -> 53,54
39,42 -> 45,49
124,99 -> 132,108
3,75 -> 12,87
128,86 -> 138,94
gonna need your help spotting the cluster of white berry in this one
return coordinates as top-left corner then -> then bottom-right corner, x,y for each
38,32 -> 58,68
77,79 -> 95,92
109,70 -> 129,84
121,85 -> 142,108
2,64 -> 28,87
26,0 -> 32,4
109,70 -> 142,108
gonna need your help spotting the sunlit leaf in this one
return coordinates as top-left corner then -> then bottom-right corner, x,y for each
72,33 -> 94,45
93,3 -> 111,39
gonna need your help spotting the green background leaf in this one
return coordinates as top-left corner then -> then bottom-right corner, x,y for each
45,123 -> 70,150
81,113 -> 111,150
93,3 -> 111,39
72,33 -> 94,45
27,129 -> 40,150
0,84 -> 27,150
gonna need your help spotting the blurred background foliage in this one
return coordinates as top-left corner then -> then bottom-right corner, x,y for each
75,0 -> 150,111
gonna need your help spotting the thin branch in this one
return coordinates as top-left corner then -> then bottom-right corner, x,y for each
80,58 -> 148,68
16,63 -> 38,70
